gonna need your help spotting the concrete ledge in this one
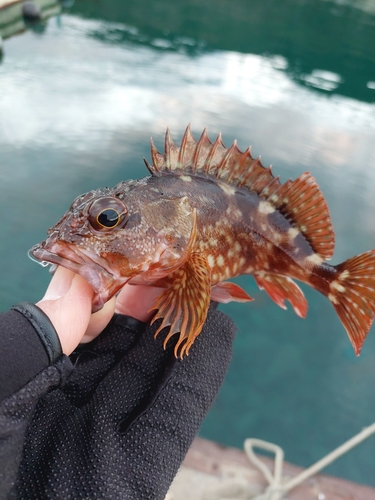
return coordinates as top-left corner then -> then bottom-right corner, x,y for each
0,0 -> 60,40
0,0 -> 19,9
167,437 -> 375,499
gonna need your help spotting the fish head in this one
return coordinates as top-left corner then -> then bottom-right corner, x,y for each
30,179 -> 197,311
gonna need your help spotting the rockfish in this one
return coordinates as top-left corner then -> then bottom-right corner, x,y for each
30,126 -> 375,357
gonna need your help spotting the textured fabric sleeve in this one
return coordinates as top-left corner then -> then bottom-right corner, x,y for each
0,305 -> 70,497
0,357 -> 74,499
0,308 -> 60,403
9,307 -> 236,500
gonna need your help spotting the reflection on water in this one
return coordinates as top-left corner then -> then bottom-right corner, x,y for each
74,0 -> 375,103
1,0 -> 375,487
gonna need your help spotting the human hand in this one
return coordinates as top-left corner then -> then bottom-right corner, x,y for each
37,266 -> 162,355
4,265 -> 236,499
14,292 -> 236,499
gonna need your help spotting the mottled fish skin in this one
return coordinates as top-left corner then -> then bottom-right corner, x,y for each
31,126 -> 375,357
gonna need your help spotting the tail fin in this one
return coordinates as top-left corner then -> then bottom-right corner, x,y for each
330,250 -> 375,355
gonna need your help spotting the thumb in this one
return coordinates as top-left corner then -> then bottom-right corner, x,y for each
37,267 -> 114,355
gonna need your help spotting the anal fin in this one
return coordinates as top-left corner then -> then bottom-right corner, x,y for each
254,272 -> 307,318
211,281 -> 253,304
150,253 -> 211,358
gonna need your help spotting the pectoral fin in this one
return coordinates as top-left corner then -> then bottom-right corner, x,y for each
254,272 -> 307,318
150,253 -> 211,358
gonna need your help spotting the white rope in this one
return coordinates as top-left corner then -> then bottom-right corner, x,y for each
243,421 -> 375,500
243,439 -> 284,500
167,422 -> 375,499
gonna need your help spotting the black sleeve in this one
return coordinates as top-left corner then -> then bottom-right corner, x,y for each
0,303 -> 69,496
0,306 -> 236,500
0,303 -> 63,403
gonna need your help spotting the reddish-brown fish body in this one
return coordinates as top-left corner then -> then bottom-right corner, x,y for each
31,126 -> 375,357
131,173 -> 319,284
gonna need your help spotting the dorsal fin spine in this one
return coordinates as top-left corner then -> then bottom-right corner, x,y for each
216,140 -> 237,178
178,125 -> 190,166
248,164 -> 272,192
143,158 -> 158,175
164,128 -> 172,171
178,124 -> 196,168
192,128 -> 208,173
259,175 -> 280,198
204,133 -> 222,175
238,156 -> 263,188
227,148 -> 251,184
150,138 -> 162,171
236,158 -> 253,187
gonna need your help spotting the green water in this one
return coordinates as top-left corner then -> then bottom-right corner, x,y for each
1,0 -> 375,487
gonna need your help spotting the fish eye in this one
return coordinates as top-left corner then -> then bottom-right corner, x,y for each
88,197 -> 128,232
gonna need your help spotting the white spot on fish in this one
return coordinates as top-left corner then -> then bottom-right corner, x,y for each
259,201 -> 275,214
305,253 -> 323,266
339,270 -> 350,280
220,183 -> 236,195
330,281 -> 346,293
328,293 -> 339,304
180,175 -> 192,182
207,254 -> 215,268
288,227 -> 300,239
217,254 -> 225,267
272,231 -> 283,243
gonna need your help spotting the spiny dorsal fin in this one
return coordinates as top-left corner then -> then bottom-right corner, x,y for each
148,125 -> 335,260
148,125 -> 274,184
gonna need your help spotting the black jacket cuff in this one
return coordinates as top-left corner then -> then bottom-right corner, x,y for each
12,303 -> 62,363
0,304 -> 62,402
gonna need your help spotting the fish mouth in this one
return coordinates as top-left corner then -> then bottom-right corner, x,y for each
30,240 -> 129,312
